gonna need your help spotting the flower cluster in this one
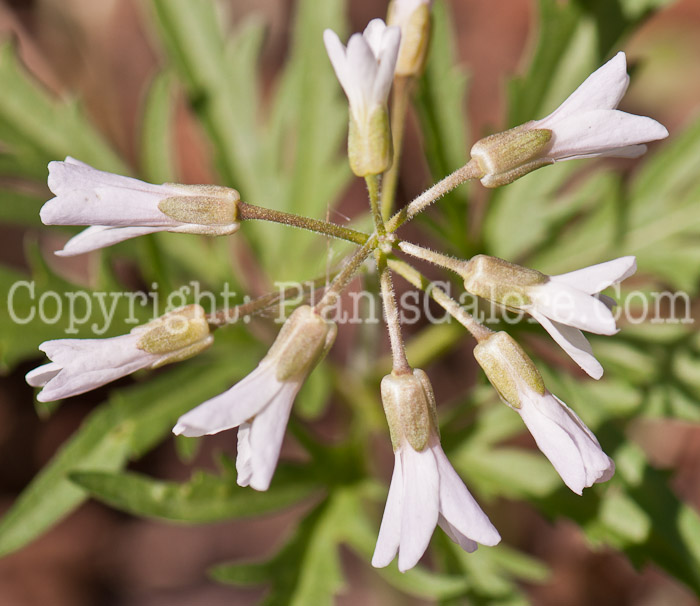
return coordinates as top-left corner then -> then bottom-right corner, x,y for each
26,0 -> 667,575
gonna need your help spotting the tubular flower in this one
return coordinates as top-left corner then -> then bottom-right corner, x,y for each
461,255 -> 637,379
470,52 -> 669,187
372,370 -> 500,572
324,19 -> 401,176
173,306 -> 337,491
41,157 -> 240,255
26,305 -> 213,402
474,332 -> 614,495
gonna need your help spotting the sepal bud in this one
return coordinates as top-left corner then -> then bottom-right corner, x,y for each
380,368 -> 439,451
267,306 -> 337,382
158,184 -> 240,234
470,125 -> 553,188
136,304 -> 213,368
461,255 -> 547,308
349,107 -> 393,177
473,332 -> 545,408
388,0 -> 431,77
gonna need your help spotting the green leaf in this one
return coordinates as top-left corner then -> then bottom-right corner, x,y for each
0,359 -> 239,556
140,71 -> 178,183
70,465 -> 319,523
0,40 -> 126,178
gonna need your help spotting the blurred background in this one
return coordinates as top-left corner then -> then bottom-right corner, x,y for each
0,0 -> 699,604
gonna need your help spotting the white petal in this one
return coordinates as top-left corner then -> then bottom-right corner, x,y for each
363,19 -> 389,56
398,445 -> 439,572
237,381 -> 300,491
345,32 -> 378,119
529,310 -> 604,379
517,390 -> 614,494
432,442 -> 501,546
545,110 -> 668,161
25,362 -> 61,387
32,334 -> 154,402
538,52 -> 629,124
372,452 -> 404,568
323,29 -> 350,94
236,422 -> 254,488
550,257 -> 637,295
372,26 -> 401,107
438,514 -> 478,553
54,225 -> 168,256
172,362 -> 285,437
531,282 -> 617,335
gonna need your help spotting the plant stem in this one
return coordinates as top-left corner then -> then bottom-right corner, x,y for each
365,174 -> 386,235
315,235 -> 378,313
238,202 -> 369,245
207,272 -> 340,328
398,241 -> 467,275
388,257 -> 493,343
381,75 -> 412,221
385,158 -> 483,233
377,252 -> 411,374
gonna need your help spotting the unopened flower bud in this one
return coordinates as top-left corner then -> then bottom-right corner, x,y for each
136,304 -> 213,368
158,184 -> 240,233
381,368 -> 439,451
388,0 -> 432,77
349,107 -> 393,177
461,254 -> 547,308
470,125 -> 553,188
473,332 -> 545,408
267,305 -> 337,382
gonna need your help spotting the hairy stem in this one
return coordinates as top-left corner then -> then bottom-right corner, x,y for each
388,257 -> 493,342
366,174 -> 386,236
377,252 -> 411,374
238,202 -> 369,245
398,241 -> 468,275
385,158 -> 483,233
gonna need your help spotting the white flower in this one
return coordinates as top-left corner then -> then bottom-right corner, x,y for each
26,305 -> 212,402
525,256 -> 637,380
173,306 -> 336,492
372,434 -> 501,572
470,52 -> 668,187
324,20 -> 400,176
532,52 -> 668,161
41,158 -> 240,256
462,255 -> 637,379
517,389 -> 614,495
373,370 -> 500,571
474,332 -> 614,495
323,19 -> 400,128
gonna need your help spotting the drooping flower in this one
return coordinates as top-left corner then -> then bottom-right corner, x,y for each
372,369 -> 500,572
26,305 -> 213,402
474,331 -> 614,494
41,157 -> 240,255
462,255 -> 637,379
173,306 -> 337,491
387,0 -> 432,77
469,52 -> 669,187
324,20 -> 401,176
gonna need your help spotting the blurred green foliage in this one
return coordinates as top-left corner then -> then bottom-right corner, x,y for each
0,0 -> 699,604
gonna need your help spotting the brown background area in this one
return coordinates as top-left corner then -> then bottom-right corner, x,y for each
1,1 -> 700,604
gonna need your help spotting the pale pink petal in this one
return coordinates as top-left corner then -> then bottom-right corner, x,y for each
545,110 -> 668,161
549,256 -> 636,294
172,362 -> 285,437
528,310 -> 604,379
54,225 -> 168,256
538,52 -> 629,124
236,381 -> 301,491
372,452 -> 404,568
398,445 -> 439,572
438,514 -> 478,553
25,362 -> 61,387
432,443 -> 501,546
